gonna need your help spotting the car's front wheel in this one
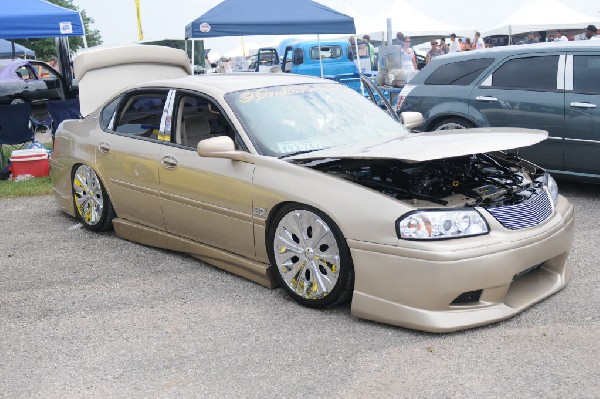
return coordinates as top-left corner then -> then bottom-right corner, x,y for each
72,164 -> 115,231
432,117 -> 474,131
268,204 -> 354,308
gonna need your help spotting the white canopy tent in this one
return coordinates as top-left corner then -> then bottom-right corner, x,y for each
482,0 -> 599,40
319,0 -> 472,40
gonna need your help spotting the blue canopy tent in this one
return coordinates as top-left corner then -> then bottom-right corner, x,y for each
0,0 -> 87,89
0,0 -> 85,40
0,39 -> 35,59
184,0 -> 356,77
185,0 -> 355,38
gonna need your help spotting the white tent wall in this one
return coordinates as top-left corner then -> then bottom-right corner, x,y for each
482,0 -> 599,38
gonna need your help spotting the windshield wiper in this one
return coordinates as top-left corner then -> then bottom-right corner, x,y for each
279,148 -> 323,158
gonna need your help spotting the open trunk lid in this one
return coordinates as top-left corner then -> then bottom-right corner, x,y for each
74,44 -> 192,116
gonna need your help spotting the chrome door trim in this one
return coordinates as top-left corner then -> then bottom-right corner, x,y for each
564,138 -> 600,145
557,54 -> 566,90
565,55 -> 573,91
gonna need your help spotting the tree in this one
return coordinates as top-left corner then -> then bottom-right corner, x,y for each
14,0 -> 102,61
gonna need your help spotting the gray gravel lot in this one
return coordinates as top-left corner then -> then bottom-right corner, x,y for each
1,181 -> 599,398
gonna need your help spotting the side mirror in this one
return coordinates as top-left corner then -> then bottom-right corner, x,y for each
197,136 -> 247,161
400,111 -> 424,129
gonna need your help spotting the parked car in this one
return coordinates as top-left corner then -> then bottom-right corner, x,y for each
0,59 -> 71,105
51,45 -> 574,332
397,41 -> 600,183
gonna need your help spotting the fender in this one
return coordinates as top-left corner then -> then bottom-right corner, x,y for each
423,100 -> 481,131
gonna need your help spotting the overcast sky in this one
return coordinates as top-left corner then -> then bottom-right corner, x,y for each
74,0 -> 600,54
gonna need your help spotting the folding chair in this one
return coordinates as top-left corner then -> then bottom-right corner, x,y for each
46,98 -> 81,138
0,103 -> 36,168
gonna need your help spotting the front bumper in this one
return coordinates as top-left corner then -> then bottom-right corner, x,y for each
349,195 -> 575,333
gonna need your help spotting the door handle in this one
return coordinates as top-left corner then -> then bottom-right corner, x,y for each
161,156 -> 178,169
98,142 -> 111,153
475,96 -> 498,102
569,102 -> 597,109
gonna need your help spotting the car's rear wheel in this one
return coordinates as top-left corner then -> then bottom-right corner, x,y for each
268,204 -> 354,308
432,117 -> 474,131
72,164 -> 115,231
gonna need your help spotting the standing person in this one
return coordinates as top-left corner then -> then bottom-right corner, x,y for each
440,38 -> 449,54
392,32 -> 404,45
522,32 -> 536,44
474,31 -> 485,49
463,38 -> 472,51
555,31 -> 568,41
48,57 -> 58,69
448,33 -> 461,53
425,40 -> 443,64
363,34 -> 376,70
585,25 -> 599,40
400,36 -> 417,71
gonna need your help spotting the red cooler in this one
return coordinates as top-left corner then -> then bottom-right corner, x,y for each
10,149 -> 50,177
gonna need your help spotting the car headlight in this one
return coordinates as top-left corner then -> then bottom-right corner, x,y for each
396,209 -> 489,240
536,173 -> 559,205
546,174 -> 559,205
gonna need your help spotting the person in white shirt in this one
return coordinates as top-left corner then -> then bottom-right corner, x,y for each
555,31 -> 568,41
474,31 -> 485,49
448,33 -> 461,53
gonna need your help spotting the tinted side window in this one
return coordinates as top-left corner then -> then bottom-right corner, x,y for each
113,93 -> 167,140
573,55 -> 600,95
425,58 -> 494,85
293,48 -> 304,65
492,56 -> 558,91
100,95 -> 122,130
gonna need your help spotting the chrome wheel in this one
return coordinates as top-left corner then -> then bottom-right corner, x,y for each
273,209 -> 341,300
73,165 -> 104,226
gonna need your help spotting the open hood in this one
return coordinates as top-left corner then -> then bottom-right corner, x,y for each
74,44 -> 192,116
287,128 -> 548,162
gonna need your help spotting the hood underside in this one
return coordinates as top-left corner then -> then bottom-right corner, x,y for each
287,128 -> 548,162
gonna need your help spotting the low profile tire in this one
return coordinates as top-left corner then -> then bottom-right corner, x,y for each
432,117 -> 474,131
268,204 -> 354,309
72,164 -> 115,231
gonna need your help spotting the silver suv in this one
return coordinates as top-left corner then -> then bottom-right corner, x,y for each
397,41 -> 600,183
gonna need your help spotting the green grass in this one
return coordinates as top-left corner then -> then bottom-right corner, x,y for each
0,176 -> 53,198
0,143 -> 53,198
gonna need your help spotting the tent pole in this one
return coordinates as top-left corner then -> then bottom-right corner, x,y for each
11,40 -> 15,59
191,39 -> 195,74
79,14 -> 88,48
354,36 -> 364,96
317,34 -> 323,78
509,25 -> 512,45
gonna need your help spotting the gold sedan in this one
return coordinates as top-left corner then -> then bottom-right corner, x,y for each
50,45 -> 574,332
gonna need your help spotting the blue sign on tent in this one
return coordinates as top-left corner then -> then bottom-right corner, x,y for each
185,0 -> 356,38
0,0 -> 84,39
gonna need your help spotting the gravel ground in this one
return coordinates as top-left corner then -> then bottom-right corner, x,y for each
0,181 -> 598,398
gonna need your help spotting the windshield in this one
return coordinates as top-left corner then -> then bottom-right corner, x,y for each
225,83 -> 409,157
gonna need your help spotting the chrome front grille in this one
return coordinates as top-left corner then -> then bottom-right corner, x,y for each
486,190 -> 553,230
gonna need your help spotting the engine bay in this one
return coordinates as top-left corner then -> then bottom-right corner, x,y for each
299,152 -> 546,208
